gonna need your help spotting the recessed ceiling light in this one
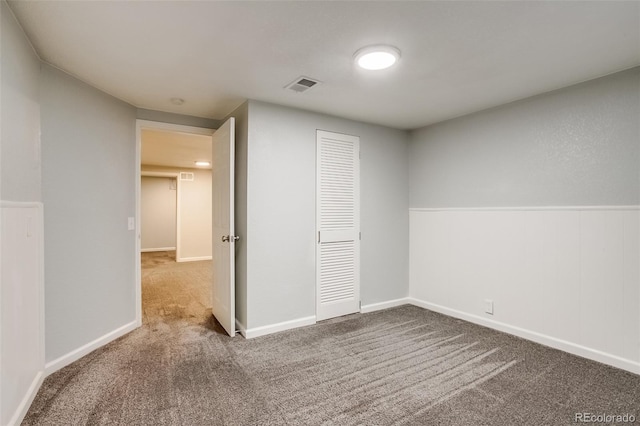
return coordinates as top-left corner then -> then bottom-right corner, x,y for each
194,161 -> 210,167
170,97 -> 185,106
354,45 -> 401,71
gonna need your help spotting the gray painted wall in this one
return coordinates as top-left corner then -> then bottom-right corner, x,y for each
1,0 -> 41,201
41,64 -> 137,363
225,102 -> 249,328
140,176 -> 177,250
137,108 -> 220,130
141,165 -> 213,260
246,101 -> 409,329
409,67 -> 640,208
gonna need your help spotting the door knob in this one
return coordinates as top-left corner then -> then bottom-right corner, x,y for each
222,235 -> 230,242
232,236 -> 240,242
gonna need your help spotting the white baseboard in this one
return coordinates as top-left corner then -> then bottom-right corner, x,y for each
408,298 -> 640,375
44,320 -> 139,376
177,255 -> 212,262
410,205 -> 640,212
8,370 -> 44,426
244,316 -> 317,339
235,319 -> 247,338
140,247 -> 176,252
361,297 -> 410,314
241,298 -> 411,339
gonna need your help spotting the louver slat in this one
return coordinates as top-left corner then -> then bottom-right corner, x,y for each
320,240 -> 356,303
320,138 -> 356,231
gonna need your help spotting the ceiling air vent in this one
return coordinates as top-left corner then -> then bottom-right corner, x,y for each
285,76 -> 321,93
180,172 -> 194,181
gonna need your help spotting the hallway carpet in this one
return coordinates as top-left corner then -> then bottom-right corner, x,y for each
140,251 -> 211,324
23,257 -> 640,425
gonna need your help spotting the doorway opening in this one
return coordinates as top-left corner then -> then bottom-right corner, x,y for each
135,120 -> 214,326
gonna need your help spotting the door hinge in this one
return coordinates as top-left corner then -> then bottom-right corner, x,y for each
359,301 -> 362,309
359,231 -> 361,240
318,231 -> 321,243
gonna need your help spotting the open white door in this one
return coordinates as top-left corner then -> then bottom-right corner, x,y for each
212,117 -> 236,336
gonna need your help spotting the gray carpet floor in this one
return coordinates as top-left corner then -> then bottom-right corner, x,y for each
23,254 -> 640,425
140,251 -> 211,324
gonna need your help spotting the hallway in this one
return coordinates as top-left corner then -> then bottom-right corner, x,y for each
141,251 -> 212,324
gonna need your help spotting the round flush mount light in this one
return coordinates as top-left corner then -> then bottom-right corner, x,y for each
194,161 -> 211,167
170,97 -> 185,106
354,45 -> 401,70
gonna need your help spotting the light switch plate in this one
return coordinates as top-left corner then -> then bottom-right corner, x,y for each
128,217 -> 135,231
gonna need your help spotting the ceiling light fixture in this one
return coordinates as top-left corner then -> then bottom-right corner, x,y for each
354,45 -> 401,71
194,161 -> 210,167
170,97 -> 185,106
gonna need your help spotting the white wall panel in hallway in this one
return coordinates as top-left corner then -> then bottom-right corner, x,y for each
0,203 -> 44,425
316,130 -> 360,321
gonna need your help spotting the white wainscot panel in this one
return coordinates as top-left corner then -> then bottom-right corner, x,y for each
622,211 -> 640,362
409,207 -> 640,373
1,203 -> 45,426
409,211 -> 449,303
579,211 -> 625,356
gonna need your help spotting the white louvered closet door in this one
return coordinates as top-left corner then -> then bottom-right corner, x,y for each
316,130 -> 360,321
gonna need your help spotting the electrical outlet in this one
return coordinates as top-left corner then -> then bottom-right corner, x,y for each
484,299 -> 494,315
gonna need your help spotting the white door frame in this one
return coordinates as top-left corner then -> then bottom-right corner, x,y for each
140,172 -> 181,256
135,120 -> 214,326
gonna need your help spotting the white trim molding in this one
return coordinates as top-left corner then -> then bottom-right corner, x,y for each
1,201 -> 45,426
136,119 -> 215,136
408,298 -> 640,375
177,256 -> 212,263
361,298 -> 410,314
8,371 -> 44,426
235,319 -> 247,338
141,247 -> 176,253
410,205 -> 640,212
44,320 -> 139,376
243,316 -> 317,339
135,120 -> 214,326
239,299 -> 410,339
0,201 -> 45,208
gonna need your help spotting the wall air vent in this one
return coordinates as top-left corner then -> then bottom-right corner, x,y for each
285,76 -> 321,93
180,172 -> 194,181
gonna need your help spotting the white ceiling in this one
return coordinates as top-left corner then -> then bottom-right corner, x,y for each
141,129 -> 212,169
8,1 -> 640,130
